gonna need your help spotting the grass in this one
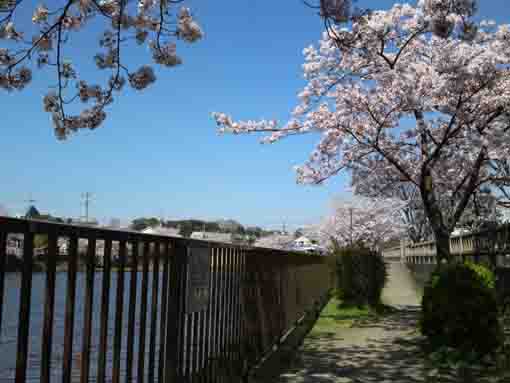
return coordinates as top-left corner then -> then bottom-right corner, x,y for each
308,294 -> 394,338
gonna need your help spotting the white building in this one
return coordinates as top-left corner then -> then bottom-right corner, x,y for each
141,226 -> 182,237
292,235 -> 326,254
190,231 -> 232,243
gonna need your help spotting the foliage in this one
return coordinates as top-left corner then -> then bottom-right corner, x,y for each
34,234 -> 48,249
334,246 -> 387,306
130,217 -> 160,231
420,262 -> 501,355
465,261 -> 496,289
214,0 -> 510,261
0,1 -> 202,139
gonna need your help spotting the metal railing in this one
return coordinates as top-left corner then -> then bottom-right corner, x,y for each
0,217 -> 332,383
383,225 -> 510,266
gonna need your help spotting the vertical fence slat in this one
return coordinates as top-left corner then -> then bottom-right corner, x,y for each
224,248 -> 232,377
185,308 -> 193,378
197,306 -> 206,381
126,240 -> 139,383
148,242 -> 160,383
137,241 -> 150,383
228,248 -> 235,372
207,248 -> 216,383
97,239 -> 112,383
219,248 -> 227,381
112,241 -> 126,383
201,247 -> 211,383
164,240 -> 187,383
80,236 -> 96,383
213,248 -> 222,383
157,241 -> 170,383
14,230 -> 34,383
0,231 -> 7,340
40,232 -> 58,383
235,249 -> 242,373
191,311 -> 200,381
62,235 -> 78,383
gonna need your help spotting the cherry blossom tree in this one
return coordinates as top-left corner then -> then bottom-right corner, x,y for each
214,0 -> 510,262
319,196 -> 406,250
352,166 -> 501,241
0,0 -> 202,139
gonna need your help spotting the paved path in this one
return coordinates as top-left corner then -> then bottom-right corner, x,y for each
274,262 -> 505,383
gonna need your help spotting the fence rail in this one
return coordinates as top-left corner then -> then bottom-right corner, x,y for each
0,217 -> 333,383
383,225 -> 510,266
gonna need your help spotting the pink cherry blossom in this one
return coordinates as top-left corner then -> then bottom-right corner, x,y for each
1,1 -> 203,139
214,1 -> 510,261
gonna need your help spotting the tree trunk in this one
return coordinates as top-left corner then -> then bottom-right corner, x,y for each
434,228 -> 451,265
419,169 -> 452,264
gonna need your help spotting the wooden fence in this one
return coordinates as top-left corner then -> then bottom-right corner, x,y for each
0,217 -> 333,383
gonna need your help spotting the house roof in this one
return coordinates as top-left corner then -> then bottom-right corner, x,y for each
141,226 -> 182,237
294,236 -> 312,243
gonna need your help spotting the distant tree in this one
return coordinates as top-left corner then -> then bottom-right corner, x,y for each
320,196 -> 406,250
217,219 -> 244,233
245,226 -> 264,238
1,0 -> 203,139
25,205 -> 41,219
178,221 -> 193,238
130,217 -> 160,231
294,229 -> 304,238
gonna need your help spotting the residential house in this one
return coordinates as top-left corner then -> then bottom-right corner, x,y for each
141,226 -> 182,237
190,231 -> 232,243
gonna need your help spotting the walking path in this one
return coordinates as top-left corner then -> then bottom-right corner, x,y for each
274,262 -> 505,383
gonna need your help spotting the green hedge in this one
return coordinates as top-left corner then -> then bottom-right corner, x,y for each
420,262 -> 501,355
334,247 -> 387,306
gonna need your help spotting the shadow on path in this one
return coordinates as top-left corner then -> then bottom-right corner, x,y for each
276,308 -> 431,383
271,262 -> 508,382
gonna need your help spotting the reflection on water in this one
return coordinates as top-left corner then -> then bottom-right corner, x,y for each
0,271 -> 163,382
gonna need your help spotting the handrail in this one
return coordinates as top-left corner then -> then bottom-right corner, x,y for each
382,225 -> 510,264
0,216 -> 333,383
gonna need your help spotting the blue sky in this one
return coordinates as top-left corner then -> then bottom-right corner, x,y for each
1,0 -> 508,229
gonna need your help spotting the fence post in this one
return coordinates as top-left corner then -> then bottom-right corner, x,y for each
165,240 -> 188,383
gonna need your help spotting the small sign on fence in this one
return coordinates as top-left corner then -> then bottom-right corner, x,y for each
186,247 -> 211,313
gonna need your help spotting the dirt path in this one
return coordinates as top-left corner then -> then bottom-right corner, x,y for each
274,262 -> 505,383
381,262 -> 422,308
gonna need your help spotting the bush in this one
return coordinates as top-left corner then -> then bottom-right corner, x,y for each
334,246 -> 387,306
420,262 -> 501,355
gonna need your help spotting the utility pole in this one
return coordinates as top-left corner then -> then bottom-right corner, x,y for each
25,193 -> 37,208
81,192 -> 93,223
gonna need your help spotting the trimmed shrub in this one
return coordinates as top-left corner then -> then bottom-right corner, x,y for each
334,246 -> 387,306
420,262 -> 501,355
